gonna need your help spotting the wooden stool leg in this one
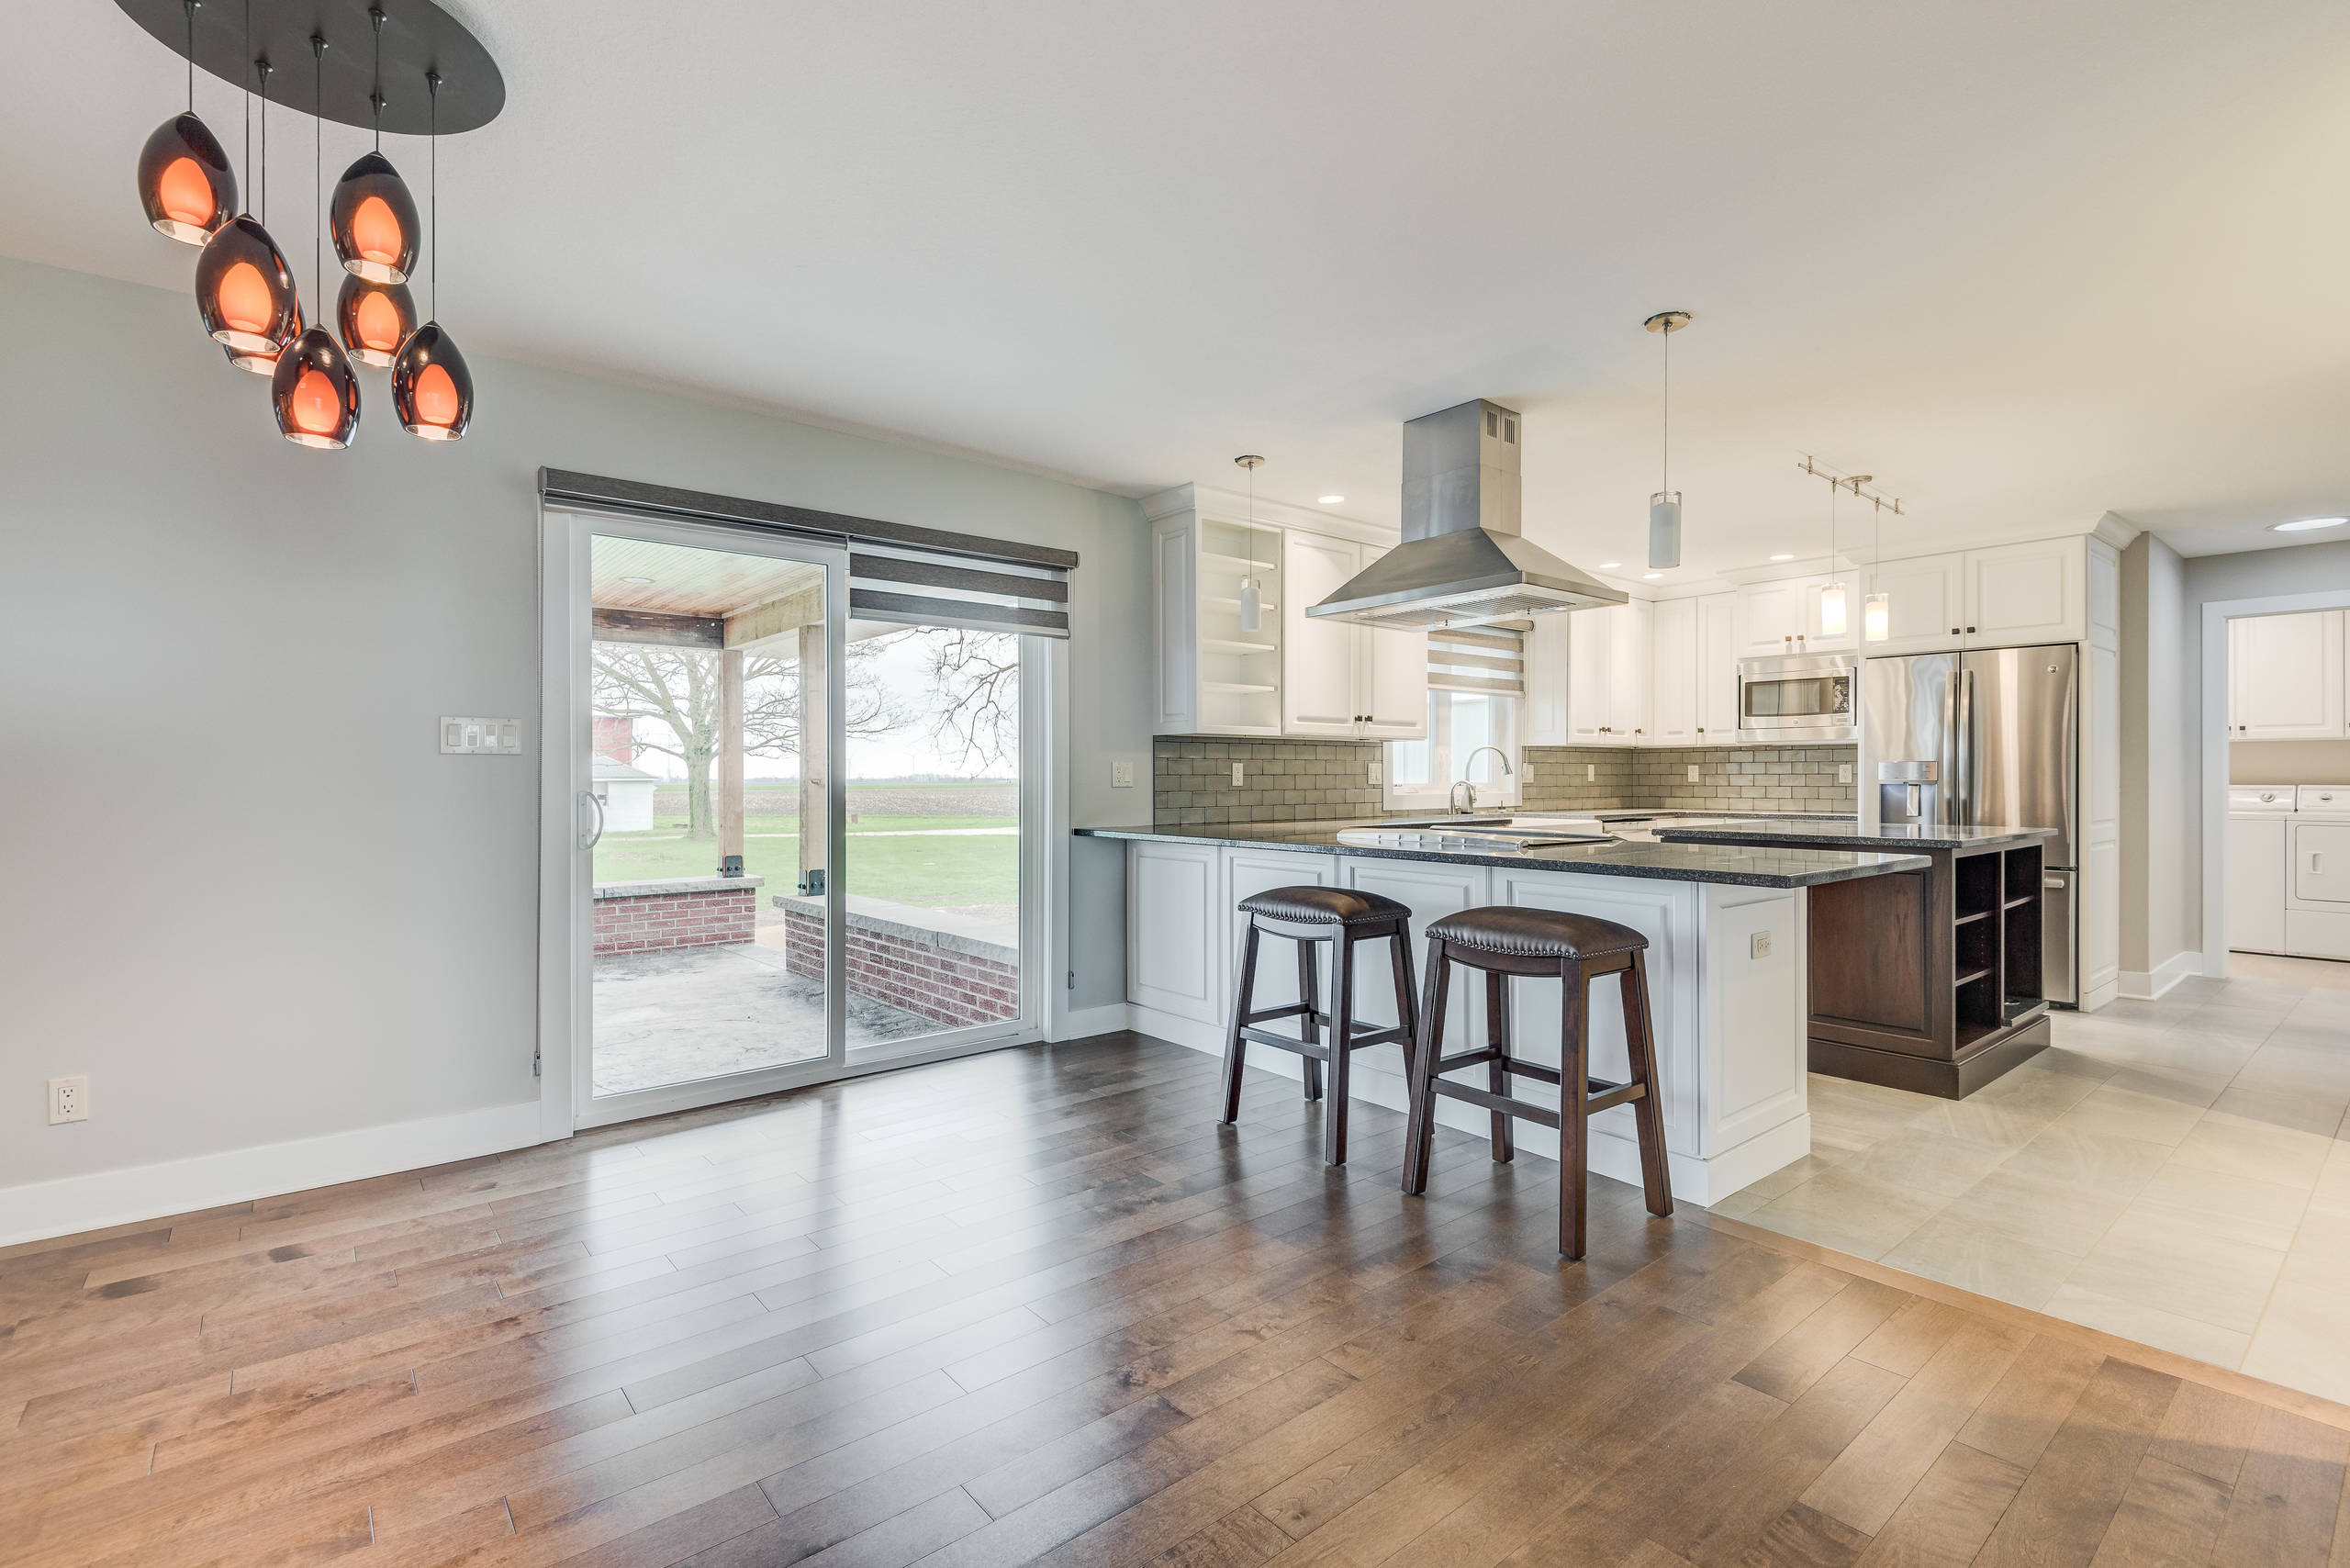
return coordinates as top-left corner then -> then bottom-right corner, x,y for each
1296,935 -> 1323,1103
1219,921 -> 1261,1125
1401,939 -> 1449,1195
1620,950 -> 1674,1218
1325,932 -> 1356,1166
1386,923 -> 1419,1087
1483,970 -> 1515,1163
1560,959 -> 1590,1260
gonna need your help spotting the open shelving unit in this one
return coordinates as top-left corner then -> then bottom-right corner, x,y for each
1187,521 -> 1283,734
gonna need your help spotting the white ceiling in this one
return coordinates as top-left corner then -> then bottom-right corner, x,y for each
13,2 -> 2350,572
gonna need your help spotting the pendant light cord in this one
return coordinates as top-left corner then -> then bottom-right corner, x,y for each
185,0 -> 196,112
311,36 -> 324,306
257,62 -> 268,225
369,7 -> 384,151
241,0 -> 251,204
428,71 -> 440,319
1660,322 -> 1670,497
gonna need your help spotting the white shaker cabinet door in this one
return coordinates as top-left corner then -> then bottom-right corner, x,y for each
1281,532 -> 1362,737
1360,620 -> 1428,740
2236,611 -> 2344,740
1609,599 -> 1654,743
1568,607 -> 1614,743
1734,578 -> 1811,658
1964,538 -> 2085,645
1522,612 -> 1571,745
1696,593 -> 1740,744
1863,552 -> 1964,655
1127,840 -> 1223,1025
1650,597 -> 1698,744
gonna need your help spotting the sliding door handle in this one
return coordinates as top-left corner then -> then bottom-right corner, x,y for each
578,790 -> 606,851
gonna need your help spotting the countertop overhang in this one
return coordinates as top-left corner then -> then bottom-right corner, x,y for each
1651,821 -> 2058,851
1075,821 -> 1930,889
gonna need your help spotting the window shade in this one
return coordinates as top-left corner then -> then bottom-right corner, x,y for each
1428,626 -> 1524,695
539,467 -> 1073,638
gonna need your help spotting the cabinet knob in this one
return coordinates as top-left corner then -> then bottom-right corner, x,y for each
1966,626 -> 1976,633
1950,627 -> 1960,635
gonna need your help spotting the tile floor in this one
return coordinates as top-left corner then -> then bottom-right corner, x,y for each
1719,952 -> 2350,1403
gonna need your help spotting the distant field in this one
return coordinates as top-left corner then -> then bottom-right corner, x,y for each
595,800 -> 1017,913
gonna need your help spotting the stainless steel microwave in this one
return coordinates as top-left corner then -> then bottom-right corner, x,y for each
1738,653 -> 1858,744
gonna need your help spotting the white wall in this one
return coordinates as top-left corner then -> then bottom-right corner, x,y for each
2118,534 -> 2197,981
0,256 -> 1147,1214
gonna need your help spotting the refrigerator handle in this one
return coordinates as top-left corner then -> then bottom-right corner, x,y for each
1941,672 -> 1957,827
1955,666 -> 1975,826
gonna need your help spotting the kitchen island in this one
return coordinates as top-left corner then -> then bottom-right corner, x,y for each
1651,820 -> 2059,1098
1080,818 -> 1929,1204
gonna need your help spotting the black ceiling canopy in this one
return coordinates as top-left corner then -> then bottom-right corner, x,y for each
114,0 -> 504,136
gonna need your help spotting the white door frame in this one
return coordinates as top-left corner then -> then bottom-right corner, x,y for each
536,508 -> 1061,1140
2197,586 -> 2350,977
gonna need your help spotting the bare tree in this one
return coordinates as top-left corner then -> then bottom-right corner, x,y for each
923,628 -> 1020,767
593,637 -> 907,838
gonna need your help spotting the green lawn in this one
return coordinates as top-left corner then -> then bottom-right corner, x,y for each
594,812 -> 1016,912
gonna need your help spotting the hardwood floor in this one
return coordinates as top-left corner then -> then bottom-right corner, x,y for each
3,1031 -> 2345,1568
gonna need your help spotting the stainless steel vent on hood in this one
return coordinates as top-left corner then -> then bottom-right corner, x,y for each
1307,398 -> 1626,630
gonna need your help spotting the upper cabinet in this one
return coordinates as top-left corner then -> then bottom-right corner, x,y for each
1862,553 -> 1966,655
1356,544 -> 1429,741
1280,532 -> 1363,737
1964,538 -> 2085,646
1696,593 -> 1740,742
1152,509 -> 1281,735
1738,537 -> 2089,666
1568,600 -> 1652,745
1651,598 -> 1699,744
1523,611 -> 1571,746
2230,610 -> 2346,740
1734,577 -> 1812,658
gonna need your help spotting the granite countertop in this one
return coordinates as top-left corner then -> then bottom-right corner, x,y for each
1651,820 -> 2058,851
1074,821 -> 1930,889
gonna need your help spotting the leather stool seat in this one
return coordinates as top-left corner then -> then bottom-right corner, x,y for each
1425,907 -> 1647,960
1239,886 -> 1411,925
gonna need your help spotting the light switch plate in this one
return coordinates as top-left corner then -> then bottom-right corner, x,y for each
1111,759 -> 1134,789
442,717 -> 522,756
1751,931 -> 1774,959
1231,763 -> 1245,787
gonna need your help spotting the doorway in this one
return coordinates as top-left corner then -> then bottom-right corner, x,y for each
542,510 -> 1046,1130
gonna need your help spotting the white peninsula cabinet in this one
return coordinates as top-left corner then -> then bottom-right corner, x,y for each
1147,485 -> 1423,740
1114,837 -> 1815,1204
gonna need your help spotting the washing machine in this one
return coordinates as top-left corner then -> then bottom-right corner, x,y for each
2286,784 -> 2350,960
2227,786 -> 2295,955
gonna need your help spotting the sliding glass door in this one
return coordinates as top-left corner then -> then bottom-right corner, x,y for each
543,510 -> 1045,1130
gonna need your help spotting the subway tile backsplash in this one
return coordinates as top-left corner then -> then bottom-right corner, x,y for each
1154,736 -> 1857,826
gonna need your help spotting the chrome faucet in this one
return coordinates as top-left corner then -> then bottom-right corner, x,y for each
1448,746 -> 1516,813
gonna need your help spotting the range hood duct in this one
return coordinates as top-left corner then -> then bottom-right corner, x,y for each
1307,398 -> 1627,630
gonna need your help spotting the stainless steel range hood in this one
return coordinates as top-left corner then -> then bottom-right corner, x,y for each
1306,398 -> 1626,630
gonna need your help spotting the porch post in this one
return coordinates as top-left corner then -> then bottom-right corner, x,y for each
719,648 -> 745,869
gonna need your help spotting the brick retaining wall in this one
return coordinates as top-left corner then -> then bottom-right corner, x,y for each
594,877 -> 765,954
775,897 -> 1018,1028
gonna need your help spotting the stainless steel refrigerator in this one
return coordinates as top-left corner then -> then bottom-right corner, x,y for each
1861,644 -> 2080,1004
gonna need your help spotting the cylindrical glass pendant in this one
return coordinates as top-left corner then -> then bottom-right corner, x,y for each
272,326 -> 361,449
336,274 -> 418,368
1818,581 -> 1850,639
390,321 -> 473,441
138,113 -> 238,243
330,151 -> 421,285
1863,591 -> 1891,643
1649,492 -> 1682,571
195,216 -> 299,353
1238,580 -> 1261,632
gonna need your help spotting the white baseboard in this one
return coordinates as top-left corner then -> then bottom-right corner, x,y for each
0,1100 -> 550,1249
1125,1003 -> 1796,1206
2118,951 -> 2199,1001
1054,1003 -> 1134,1042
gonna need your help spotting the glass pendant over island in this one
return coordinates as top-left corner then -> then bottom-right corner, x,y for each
330,151 -> 420,284
337,274 -> 415,367
272,326 -> 361,447
391,322 -> 471,440
196,215 -> 299,353
139,113 -> 237,243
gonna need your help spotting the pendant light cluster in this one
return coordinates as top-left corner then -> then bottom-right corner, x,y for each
1797,456 -> 1904,644
131,0 -> 485,449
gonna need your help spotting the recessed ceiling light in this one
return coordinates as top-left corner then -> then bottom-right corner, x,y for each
1643,572 -> 1663,579
1317,495 -> 1344,505
1769,553 -> 1795,562
621,576 -> 654,585
1595,562 -> 1622,571
2271,517 -> 2349,532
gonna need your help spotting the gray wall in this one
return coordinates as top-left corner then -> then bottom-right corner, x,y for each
0,256 -> 1148,1196
2119,535 -> 2197,978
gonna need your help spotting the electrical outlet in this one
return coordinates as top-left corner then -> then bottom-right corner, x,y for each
1839,764 -> 1853,784
1686,765 -> 1700,783
1585,764 -> 1596,782
1750,931 -> 1774,960
1111,759 -> 1134,789
48,1075 -> 88,1125
1369,761 -> 1382,786
1231,763 -> 1245,787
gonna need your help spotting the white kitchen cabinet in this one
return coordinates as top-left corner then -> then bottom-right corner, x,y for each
1863,552 -> 1967,655
2230,610 -> 2344,740
1568,601 -> 1651,745
1734,577 -> 1813,659
2227,813 -> 2289,955
1127,839 -> 1222,1025
1964,537 -> 2086,645
1281,532 -> 1364,737
1650,597 -> 1698,743
1150,504 -> 1282,736
1522,610 -> 1571,746
1696,593 -> 1740,743
1357,558 -> 1429,741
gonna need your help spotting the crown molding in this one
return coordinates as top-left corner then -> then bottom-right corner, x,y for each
1141,483 -> 1399,547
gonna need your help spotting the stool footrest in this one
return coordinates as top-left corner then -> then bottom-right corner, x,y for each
1238,1023 -> 1411,1056
1243,1002 -> 1314,1025
1435,1049 -> 1561,1086
1584,1078 -> 1645,1113
1429,1073 -> 1646,1126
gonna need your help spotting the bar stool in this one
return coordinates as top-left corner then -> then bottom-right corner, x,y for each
1401,906 -> 1673,1258
1219,887 -> 1419,1166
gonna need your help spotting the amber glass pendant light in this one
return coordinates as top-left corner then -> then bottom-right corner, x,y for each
227,299 -> 299,373
196,51 -> 297,354
329,9 -> 420,284
274,37 -> 359,449
336,274 -> 414,366
139,4 -> 237,242
392,71 -> 472,441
